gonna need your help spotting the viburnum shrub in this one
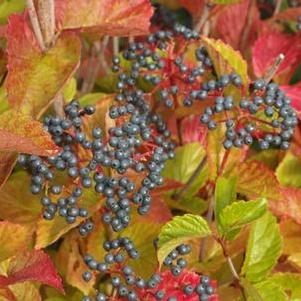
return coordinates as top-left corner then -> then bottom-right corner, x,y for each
0,1 -> 301,301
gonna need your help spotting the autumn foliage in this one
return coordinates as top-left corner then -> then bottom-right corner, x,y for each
0,0 -> 300,301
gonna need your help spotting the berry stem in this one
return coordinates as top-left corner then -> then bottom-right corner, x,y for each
263,53 -> 285,84
194,4 -> 212,33
172,155 -> 207,200
26,0 -> 46,52
273,0 -> 282,16
113,37 -> 119,57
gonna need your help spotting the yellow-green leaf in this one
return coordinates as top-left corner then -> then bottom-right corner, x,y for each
241,212 -> 282,283
157,214 -> 211,267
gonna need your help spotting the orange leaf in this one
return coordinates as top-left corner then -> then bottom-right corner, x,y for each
0,110 -> 59,156
230,160 -> 281,201
56,0 -> 153,36
270,188 -> 301,225
0,250 -> 64,293
0,151 -> 17,189
0,221 -> 32,263
6,12 -> 81,118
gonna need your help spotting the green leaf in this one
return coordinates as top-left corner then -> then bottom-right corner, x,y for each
240,278 -> 264,301
162,142 -> 207,196
63,78 -> 77,103
157,214 -> 211,266
202,37 -> 249,87
78,93 -> 107,107
276,152 -> 301,188
0,0 -> 25,24
268,273 -> 301,300
241,212 -> 282,283
119,222 -> 162,279
166,196 -> 208,215
254,280 -> 287,301
219,199 -> 267,240
215,176 -> 237,232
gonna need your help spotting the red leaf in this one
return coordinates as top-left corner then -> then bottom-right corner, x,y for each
280,84 -> 301,120
214,0 -> 260,50
6,12 -> 81,118
56,0 -> 153,36
0,110 -> 59,156
269,188 -> 301,225
0,250 -> 64,293
181,115 -> 208,145
252,33 -> 301,82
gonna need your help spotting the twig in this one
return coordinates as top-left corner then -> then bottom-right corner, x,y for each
239,0 -> 255,51
263,53 -> 285,84
203,20 -> 210,37
26,0 -> 46,51
227,256 -> 240,280
273,0 -> 282,16
113,37 -> 119,57
199,191 -> 214,261
53,93 -> 65,118
80,37 -> 110,95
194,4 -> 212,33
172,155 -> 207,200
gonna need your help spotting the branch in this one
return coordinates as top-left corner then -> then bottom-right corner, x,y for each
113,37 -> 119,57
80,36 -> 110,95
273,0 -> 282,16
26,0 -> 46,51
173,155 -> 207,200
263,53 -> 285,84
37,0 -> 56,47
239,0 -> 255,51
53,93 -> 65,118
194,4 -> 212,33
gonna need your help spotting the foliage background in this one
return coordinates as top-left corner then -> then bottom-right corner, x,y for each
0,0 -> 300,300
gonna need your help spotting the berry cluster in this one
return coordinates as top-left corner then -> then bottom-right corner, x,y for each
82,241 -> 216,301
18,101 -> 97,232
163,244 -> 191,277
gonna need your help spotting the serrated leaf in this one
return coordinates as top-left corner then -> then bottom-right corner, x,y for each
202,36 -> 249,87
57,0 -> 153,36
0,222 -> 32,263
0,171 -> 41,224
276,152 -> 301,188
215,176 -> 237,232
241,212 -> 282,283
157,214 -> 211,266
0,110 -> 59,156
219,199 -> 267,240
162,142 -> 208,197
0,250 -> 64,293
240,278 -> 264,301
6,13 -> 81,118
